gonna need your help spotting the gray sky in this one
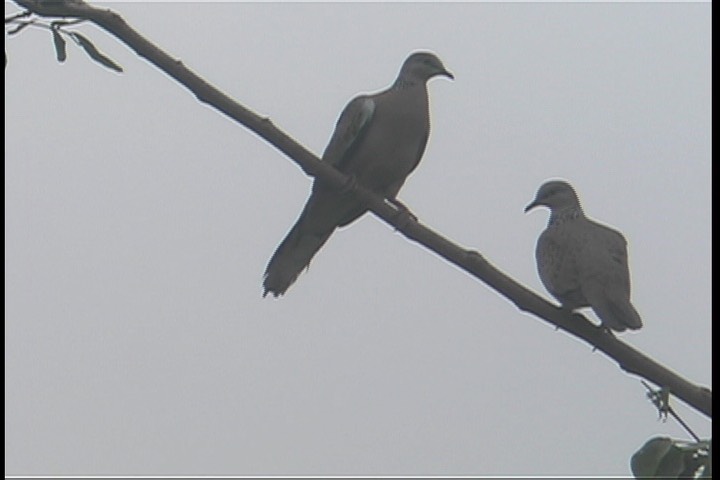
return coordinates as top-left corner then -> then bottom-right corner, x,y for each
5,1 -> 711,476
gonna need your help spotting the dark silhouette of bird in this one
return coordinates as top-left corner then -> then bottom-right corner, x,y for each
263,52 -> 453,297
525,180 -> 642,332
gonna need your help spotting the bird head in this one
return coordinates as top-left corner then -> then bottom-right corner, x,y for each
399,51 -> 454,84
524,180 -> 582,213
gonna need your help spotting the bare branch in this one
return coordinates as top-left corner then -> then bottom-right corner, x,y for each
5,9 -> 31,24
10,0 -> 711,419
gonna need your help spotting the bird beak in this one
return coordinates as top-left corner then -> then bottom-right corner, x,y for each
524,200 -> 539,213
442,69 -> 455,80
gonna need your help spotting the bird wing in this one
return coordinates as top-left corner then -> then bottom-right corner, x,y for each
579,220 -> 631,293
321,95 -> 376,171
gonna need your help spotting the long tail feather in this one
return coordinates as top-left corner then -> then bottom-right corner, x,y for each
263,218 -> 334,298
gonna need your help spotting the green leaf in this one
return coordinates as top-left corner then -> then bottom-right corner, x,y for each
702,440 -> 712,478
682,439 -> 712,478
654,443 -> 685,477
52,29 -> 67,63
69,32 -> 123,73
631,437 -> 683,478
631,437 -> 714,479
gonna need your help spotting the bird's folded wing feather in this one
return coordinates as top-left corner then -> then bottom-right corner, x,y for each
321,95 -> 376,169
579,222 -> 631,291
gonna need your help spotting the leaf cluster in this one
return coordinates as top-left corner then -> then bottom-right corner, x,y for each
631,437 -> 711,479
6,11 -> 122,72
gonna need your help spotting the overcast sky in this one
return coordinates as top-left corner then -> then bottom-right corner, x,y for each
5,1 -> 711,477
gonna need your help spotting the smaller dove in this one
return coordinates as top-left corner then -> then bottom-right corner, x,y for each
525,180 -> 642,332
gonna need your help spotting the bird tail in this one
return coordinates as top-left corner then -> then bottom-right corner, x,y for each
262,214 -> 334,298
587,287 -> 643,332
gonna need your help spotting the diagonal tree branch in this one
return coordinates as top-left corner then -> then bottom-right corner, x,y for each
9,0 -> 711,419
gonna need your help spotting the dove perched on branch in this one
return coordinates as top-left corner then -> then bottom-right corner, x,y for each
263,52 -> 453,297
525,180 -> 643,332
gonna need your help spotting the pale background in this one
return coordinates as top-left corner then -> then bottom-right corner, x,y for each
4,1 -> 711,476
